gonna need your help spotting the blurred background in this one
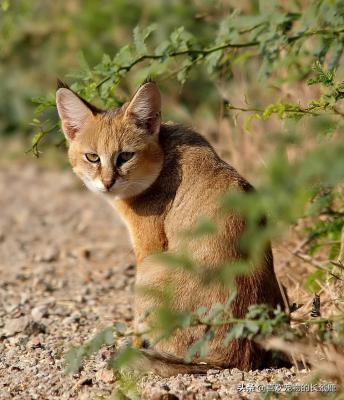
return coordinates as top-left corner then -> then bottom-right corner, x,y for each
3,0 -> 341,179
2,0 -> 224,137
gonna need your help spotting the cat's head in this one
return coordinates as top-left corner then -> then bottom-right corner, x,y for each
56,81 -> 163,199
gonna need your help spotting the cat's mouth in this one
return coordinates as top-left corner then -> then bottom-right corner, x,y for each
81,174 -> 159,200
83,177 -> 130,197
82,176 -> 109,194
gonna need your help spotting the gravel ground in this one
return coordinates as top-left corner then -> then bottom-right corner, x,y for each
0,163 -> 335,399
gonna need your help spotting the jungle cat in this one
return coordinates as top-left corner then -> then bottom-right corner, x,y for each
56,80 -> 285,376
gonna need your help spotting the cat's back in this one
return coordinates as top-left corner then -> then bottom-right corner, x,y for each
159,124 -> 253,244
159,123 -> 252,195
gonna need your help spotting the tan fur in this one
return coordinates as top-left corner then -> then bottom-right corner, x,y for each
56,82 -> 285,376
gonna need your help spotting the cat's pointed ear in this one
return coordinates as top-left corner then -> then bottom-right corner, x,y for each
56,87 -> 94,140
125,82 -> 161,135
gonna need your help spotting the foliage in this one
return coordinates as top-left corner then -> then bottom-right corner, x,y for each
65,326 -> 115,374
0,0 -> 215,136
2,0 -> 344,396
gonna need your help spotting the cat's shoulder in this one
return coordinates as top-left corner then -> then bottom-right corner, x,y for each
159,123 -> 211,150
158,123 -> 253,193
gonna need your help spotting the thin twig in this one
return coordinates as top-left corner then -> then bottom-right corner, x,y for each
338,225 -> 344,265
331,260 -> 344,270
95,40 -> 259,88
96,27 -> 344,89
276,275 -> 291,314
291,250 -> 342,281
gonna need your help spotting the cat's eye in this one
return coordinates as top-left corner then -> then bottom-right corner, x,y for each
116,152 -> 135,167
85,153 -> 100,163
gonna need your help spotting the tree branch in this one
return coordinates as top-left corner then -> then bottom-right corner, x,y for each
96,27 -> 344,89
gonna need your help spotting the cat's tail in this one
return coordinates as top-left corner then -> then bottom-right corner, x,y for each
128,347 -> 291,377
131,348 -> 222,377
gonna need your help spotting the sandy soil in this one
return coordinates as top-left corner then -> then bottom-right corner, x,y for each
0,162 -> 335,399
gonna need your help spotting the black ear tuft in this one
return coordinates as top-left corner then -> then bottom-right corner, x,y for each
56,79 -> 103,116
57,79 -> 70,90
141,75 -> 155,86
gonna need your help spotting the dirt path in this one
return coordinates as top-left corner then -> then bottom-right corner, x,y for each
0,163 -> 324,399
0,163 -> 135,399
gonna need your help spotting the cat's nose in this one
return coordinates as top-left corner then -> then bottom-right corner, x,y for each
103,178 -> 116,191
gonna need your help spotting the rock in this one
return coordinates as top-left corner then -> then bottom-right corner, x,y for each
2,317 -> 29,337
161,394 -> 179,400
211,383 -> 220,390
70,247 -> 91,260
222,369 -> 231,377
79,248 -> 91,259
8,333 -> 29,347
81,287 -> 91,296
100,347 -> 115,360
124,264 -> 136,277
62,311 -> 81,325
113,276 -> 127,290
28,336 -> 42,348
96,369 -> 114,383
207,369 -> 220,375
230,369 -> 244,381
78,377 -> 93,386
104,269 -> 114,279
75,294 -> 86,303
25,321 -> 47,336
142,389 -> 179,400
31,306 -> 48,321
20,292 -> 31,304
1,318 -> 46,338
205,390 -> 220,399
4,303 -> 18,314
184,393 -> 196,400
34,247 -> 59,263
71,311 -> 81,322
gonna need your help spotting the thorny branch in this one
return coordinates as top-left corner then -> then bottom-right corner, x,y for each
96,27 -> 344,89
291,250 -> 342,281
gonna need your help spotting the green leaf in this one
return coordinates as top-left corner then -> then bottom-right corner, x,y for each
205,50 -> 223,74
153,252 -> 195,272
31,95 -> 56,114
114,322 -> 127,335
133,23 -> 157,55
245,321 -> 260,336
109,345 -> 142,371
76,51 -> 92,78
185,330 -> 214,362
64,326 -> 115,373
182,216 -> 217,238
170,26 -> 194,52
1,0 -> 9,11
223,324 -> 244,346
304,270 -> 327,293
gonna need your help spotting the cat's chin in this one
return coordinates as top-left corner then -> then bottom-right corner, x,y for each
82,179 -> 148,200
102,181 -> 152,200
81,177 -> 106,194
